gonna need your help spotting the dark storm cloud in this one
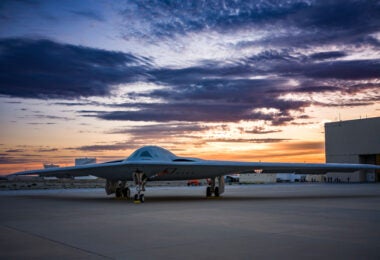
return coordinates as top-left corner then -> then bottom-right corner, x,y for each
309,51 -> 347,61
0,156 -> 31,164
36,148 -> 58,152
206,138 -> 289,144
66,141 -> 192,153
315,101 -> 374,107
284,86 -> 342,93
274,59 -> 380,80
107,123 -> 210,148
276,141 -> 324,151
94,100 -> 307,124
109,123 -> 208,136
241,50 -> 380,80
26,114 -> 73,121
96,103 -> 243,122
122,0 -> 307,36
147,78 -> 277,101
122,1 -> 380,47
245,126 -> 282,135
0,38 -> 151,99
290,1 -> 380,33
88,51 -> 378,124
27,122 -> 56,125
273,82 -> 380,96
357,35 -> 380,47
5,149 -> 25,153
66,142 -> 129,152
111,62 -> 310,124
53,101 -> 104,106
1,1 -> 378,127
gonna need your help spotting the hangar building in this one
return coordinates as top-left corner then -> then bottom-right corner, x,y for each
325,117 -> 380,182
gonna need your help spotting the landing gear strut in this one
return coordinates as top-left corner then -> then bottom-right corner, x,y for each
133,170 -> 147,203
122,187 -> 131,198
206,176 -> 225,198
113,181 -> 131,200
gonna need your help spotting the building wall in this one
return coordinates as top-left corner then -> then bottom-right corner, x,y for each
325,117 -> 380,182
325,117 -> 380,163
75,157 -> 96,166
239,173 -> 276,184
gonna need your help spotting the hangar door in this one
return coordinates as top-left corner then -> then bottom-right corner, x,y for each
360,154 -> 380,182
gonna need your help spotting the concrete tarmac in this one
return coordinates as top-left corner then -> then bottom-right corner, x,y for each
1,183 -> 380,259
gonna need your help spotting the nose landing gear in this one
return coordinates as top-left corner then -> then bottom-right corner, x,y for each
133,170 -> 147,203
134,193 -> 145,203
106,175 -> 146,203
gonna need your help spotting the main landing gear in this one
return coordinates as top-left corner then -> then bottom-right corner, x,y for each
206,176 -> 225,198
110,181 -> 131,200
105,171 -> 147,203
107,174 -> 225,202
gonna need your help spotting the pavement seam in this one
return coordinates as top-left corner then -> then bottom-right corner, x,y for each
1,224 -> 114,259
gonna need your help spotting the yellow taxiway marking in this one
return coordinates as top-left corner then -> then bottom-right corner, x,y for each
207,197 -> 221,199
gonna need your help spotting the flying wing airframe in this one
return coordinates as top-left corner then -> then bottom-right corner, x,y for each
9,146 -> 380,202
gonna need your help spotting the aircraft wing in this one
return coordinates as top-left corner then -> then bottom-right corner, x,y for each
8,161 -> 137,180
9,160 -> 380,181
146,161 -> 379,180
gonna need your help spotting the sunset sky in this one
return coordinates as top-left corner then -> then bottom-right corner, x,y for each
1,0 -> 379,174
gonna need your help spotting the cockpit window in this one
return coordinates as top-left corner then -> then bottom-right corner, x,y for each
125,146 -> 178,162
140,151 -> 152,158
